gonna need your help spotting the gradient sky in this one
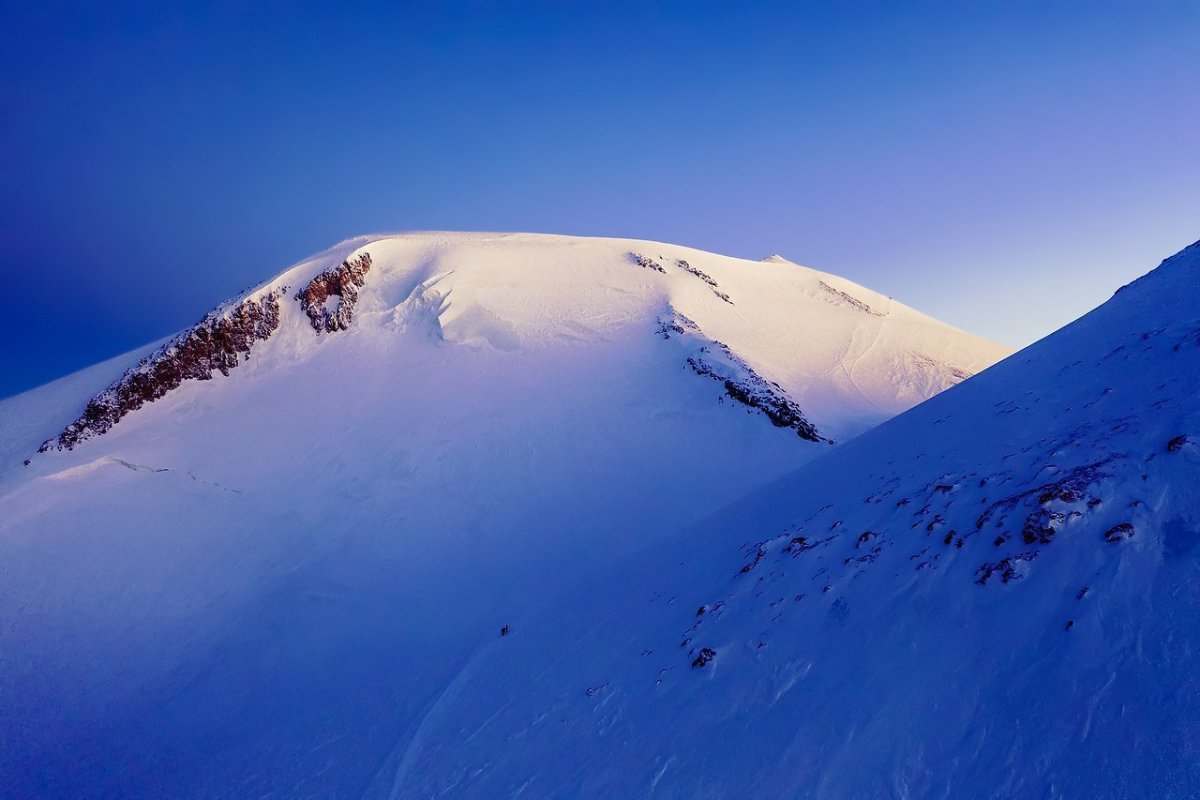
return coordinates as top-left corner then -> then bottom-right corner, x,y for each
2,1 -> 1198,398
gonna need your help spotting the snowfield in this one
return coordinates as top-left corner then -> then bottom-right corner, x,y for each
0,232 -> 1004,798
397,239 -> 1200,798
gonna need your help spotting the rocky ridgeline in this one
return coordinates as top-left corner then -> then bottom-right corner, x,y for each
296,253 -> 373,332
40,292 -> 285,452
689,351 -> 828,443
41,252 -> 373,451
657,312 -> 829,444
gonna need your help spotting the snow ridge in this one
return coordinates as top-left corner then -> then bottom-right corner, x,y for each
0,231 -> 1012,799
391,236 -> 1200,798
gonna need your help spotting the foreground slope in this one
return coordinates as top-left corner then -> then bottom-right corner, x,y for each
398,240 -> 1200,798
0,233 -> 1002,797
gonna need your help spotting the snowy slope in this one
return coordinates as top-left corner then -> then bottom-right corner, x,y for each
395,240 -> 1200,798
0,232 -> 1003,798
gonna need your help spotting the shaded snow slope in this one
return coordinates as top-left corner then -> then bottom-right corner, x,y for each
0,232 -> 1003,798
395,240 -> 1200,798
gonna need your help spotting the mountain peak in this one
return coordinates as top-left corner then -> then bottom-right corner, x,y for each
0,230 -> 1011,797
394,236 -> 1200,797
26,232 -> 1007,455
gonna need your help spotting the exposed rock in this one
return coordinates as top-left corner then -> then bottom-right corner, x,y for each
975,552 -> 1038,585
1103,522 -> 1135,543
296,252 -> 373,333
738,546 -> 766,574
975,459 -> 1112,532
691,647 -> 716,668
41,291 -> 283,452
689,350 -> 828,442
817,280 -> 885,316
628,252 -> 667,274
675,259 -> 718,287
657,312 -> 829,443
654,315 -> 690,339
1167,434 -> 1189,452
1021,509 -> 1064,545
676,259 -> 733,304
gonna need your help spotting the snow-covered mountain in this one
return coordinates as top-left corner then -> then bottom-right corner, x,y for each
0,232 -> 1004,797
395,239 -> 1200,798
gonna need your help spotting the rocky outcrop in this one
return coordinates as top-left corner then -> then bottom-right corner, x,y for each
817,280 -> 884,316
696,353 -> 828,443
676,259 -> 733,304
41,291 -> 283,452
629,252 -> 667,274
690,647 -> 716,668
975,552 -> 1038,585
296,253 -> 373,332
657,312 -> 830,444
41,252 -> 376,452
1103,522 -> 1135,543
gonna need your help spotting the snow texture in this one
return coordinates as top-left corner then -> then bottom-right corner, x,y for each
0,232 -> 1007,798
396,239 -> 1200,798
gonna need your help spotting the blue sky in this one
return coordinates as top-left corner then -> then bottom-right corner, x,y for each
2,1 -> 1197,397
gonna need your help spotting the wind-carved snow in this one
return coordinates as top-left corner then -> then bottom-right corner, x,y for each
0,231 -> 1010,798
393,239 -> 1200,799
